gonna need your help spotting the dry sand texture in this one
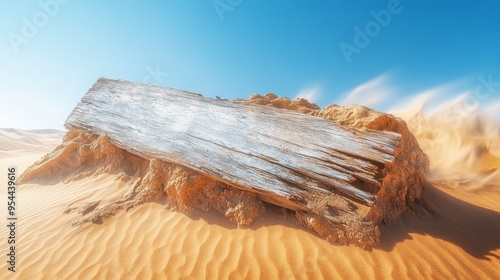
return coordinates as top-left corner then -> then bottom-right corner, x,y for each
0,95 -> 499,279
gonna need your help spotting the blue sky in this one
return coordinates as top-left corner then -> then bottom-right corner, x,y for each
1,0 -> 499,129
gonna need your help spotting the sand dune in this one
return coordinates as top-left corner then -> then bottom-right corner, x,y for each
0,128 -> 64,153
1,127 -> 500,279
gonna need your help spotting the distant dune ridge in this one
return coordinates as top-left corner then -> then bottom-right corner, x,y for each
19,79 -> 429,249
0,128 -> 64,152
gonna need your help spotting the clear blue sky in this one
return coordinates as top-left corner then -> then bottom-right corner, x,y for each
1,1 -> 499,129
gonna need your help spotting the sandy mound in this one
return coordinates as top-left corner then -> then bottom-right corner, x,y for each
236,93 -> 321,114
20,130 -> 265,227
240,95 -> 429,222
19,95 -> 428,248
2,115 -> 500,279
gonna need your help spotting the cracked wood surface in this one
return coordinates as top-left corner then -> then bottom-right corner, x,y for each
65,78 -> 402,221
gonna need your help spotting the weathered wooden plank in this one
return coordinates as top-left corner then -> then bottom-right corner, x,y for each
64,78 -> 401,219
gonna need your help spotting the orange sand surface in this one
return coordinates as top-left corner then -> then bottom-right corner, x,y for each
1,128 -> 499,279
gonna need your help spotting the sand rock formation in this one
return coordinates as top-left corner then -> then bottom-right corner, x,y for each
20,82 -> 428,249
21,130 -> 266,227
240,95 -> 429,223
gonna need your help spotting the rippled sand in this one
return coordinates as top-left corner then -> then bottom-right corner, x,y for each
1,129 -> 499,279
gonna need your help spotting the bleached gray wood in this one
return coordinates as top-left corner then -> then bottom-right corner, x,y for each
65,78 -> 401,220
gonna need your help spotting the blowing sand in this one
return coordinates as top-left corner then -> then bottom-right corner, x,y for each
1,128 -> 499,279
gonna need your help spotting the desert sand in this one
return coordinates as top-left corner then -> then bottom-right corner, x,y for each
1,111 -> 500,279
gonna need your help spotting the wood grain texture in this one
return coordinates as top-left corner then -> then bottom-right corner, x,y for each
65,78 -> 401,221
